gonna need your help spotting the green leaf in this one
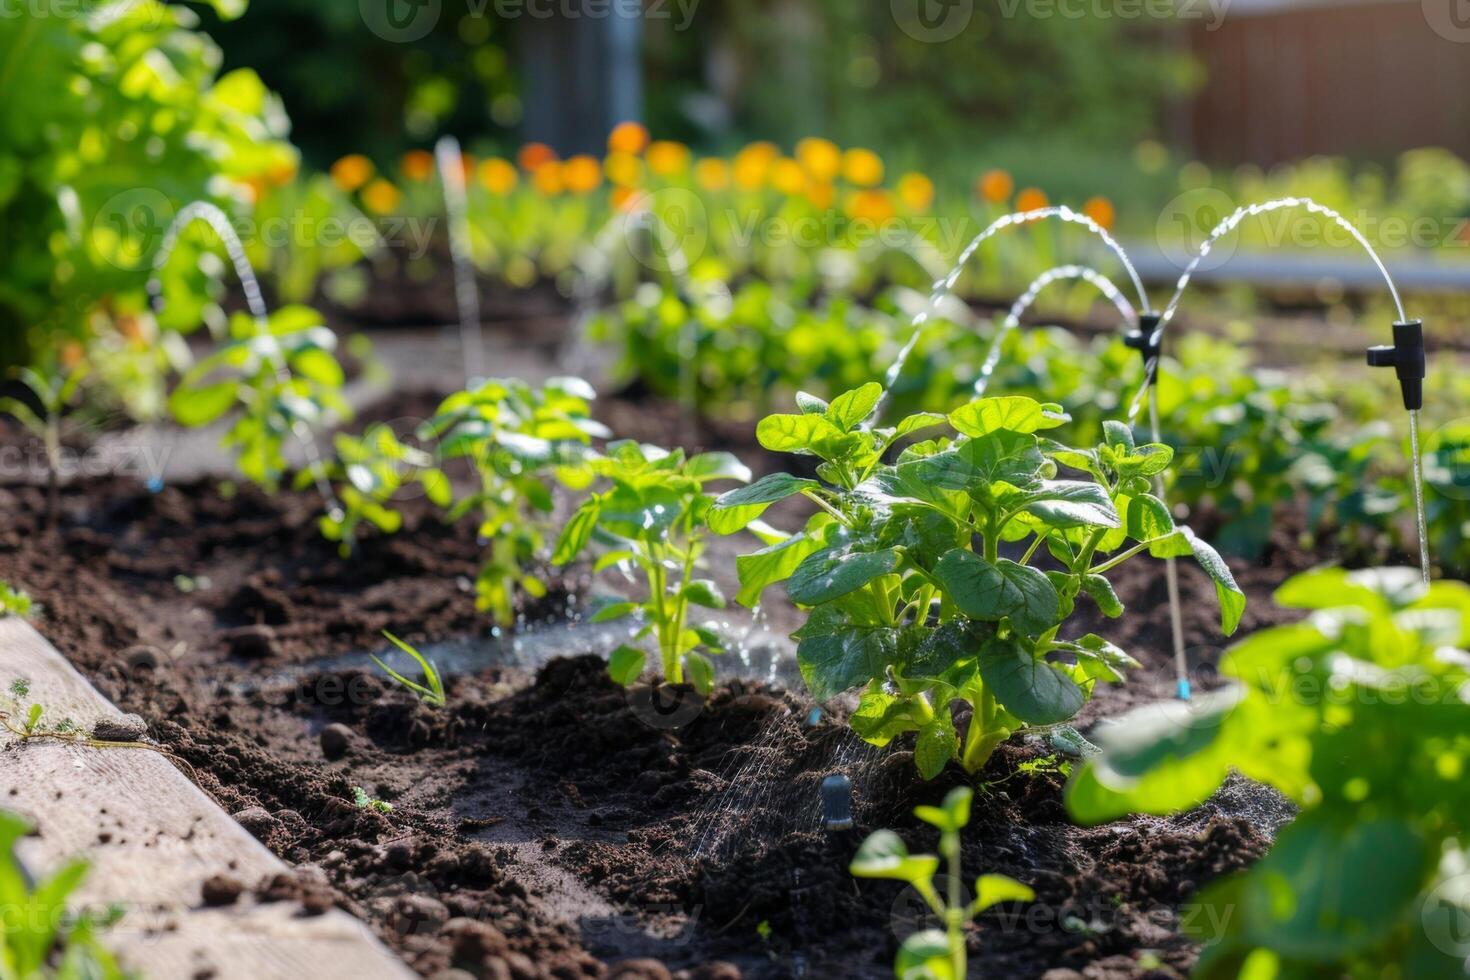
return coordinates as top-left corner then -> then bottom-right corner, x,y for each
1020,480 -> 1120,529
684,652 -> 715,695
607,645 -> 645,686
915,430 -> 1044,491
170,382 -> 237,427
977,635 -> 1084,725
787,548 -> 901,606
1185,528 -> 1246,635
552,500 -> 601,564
849,830 -> 940,885
949,396 -> 1046,437
1103,420 -> 1135,452
915,786 -> 972,831
796,611 -> 899,701
972,875 -> 1035,914
933,551 -> 1060,635
709,473 -> 818,534
827,382 -> 883,431
681,579 -> 726,609
1081,574 -> 1124,618
795,391 -> 829,415
1115,443 -> 1174,478
734,525 -> 830,607
590,601 -> 639,623
756,413 -> 859,461
685,452 -> 752,483
291,347 -> 344,388
894,931 -> 953,980
1123,493 -> 1176,542
914,722 -> 956,780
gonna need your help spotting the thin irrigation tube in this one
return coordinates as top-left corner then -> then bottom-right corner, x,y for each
973,264 -> 1137,397
435,135 -> 486,385
1125,196 -> 1430,584
870,206 -> 1152,427
147,201 -> 342,521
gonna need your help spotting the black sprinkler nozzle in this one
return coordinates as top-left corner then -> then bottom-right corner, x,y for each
1367,320 -> 1425,411
820,774 -> 853,831
1124,313 -> 1163,381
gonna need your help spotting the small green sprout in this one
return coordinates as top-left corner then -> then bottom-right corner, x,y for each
371,632 -> 446,708
850,787 -> 1033,980
1,809 -> 127,978
351,786 -> 393,813
1,363 -> 89,527
0,582 -> 32,619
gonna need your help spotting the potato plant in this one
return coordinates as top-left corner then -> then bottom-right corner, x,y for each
1067,567 -> 1470,976
711,384 -> 1244,777
170,306 -> 349,490
421,377 -> 607,627
553,441 -> 750,692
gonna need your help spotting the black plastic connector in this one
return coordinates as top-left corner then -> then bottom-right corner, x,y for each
1367,320 -> 1425,411
820,774 -> 853,831
1124,313 -> 1163,383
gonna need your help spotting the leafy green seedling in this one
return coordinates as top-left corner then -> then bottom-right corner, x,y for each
0,581 -> 33,619
553,441 -> 750,692
422,377 -> 606,626
372,632 -> 446,708
1,809 -> 127,979
351,786 -> 393,813
851,787 -> 1033,979
299,423 -> 451,557
1067,567 -> 1470,976
170,306 -> 350,490
712,386 -> 1245,776
1,362 -> 89,527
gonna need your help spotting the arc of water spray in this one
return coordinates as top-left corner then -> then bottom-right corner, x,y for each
147,201 -> 343,520
1125,196 -> 1429,584
869,206 -> 1152,427
435,136 -> 486,385
973,264 -> 1137,397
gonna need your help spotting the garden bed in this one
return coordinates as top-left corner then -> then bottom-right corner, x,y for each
0,408 -> 1324,977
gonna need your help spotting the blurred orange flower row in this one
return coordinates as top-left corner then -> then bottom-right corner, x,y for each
322,123 -> 1116,231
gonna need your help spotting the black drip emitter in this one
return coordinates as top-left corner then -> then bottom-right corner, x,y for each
1123,312 -> 1163,385
1367,320 -> 1426,411
820,773 -> 853,831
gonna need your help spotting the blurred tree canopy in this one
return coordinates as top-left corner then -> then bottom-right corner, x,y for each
207,0 -> 1194,173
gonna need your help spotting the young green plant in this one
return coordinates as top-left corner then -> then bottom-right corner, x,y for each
851,786 -> 1033,979
553,441 -> 750,692
711,385 -> 1245,776
371,632 -> 446,708
1,362 -> 89,527
0,582 -> 32,619
1,809 -> 127,980
1067,567 -> 1470,976
421,377 -> 606,626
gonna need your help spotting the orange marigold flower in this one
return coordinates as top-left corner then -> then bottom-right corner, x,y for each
361,178 -> 402,215
841,148 -> 884,187
532,161 -> 564,195
401,150 -> 435,182
331,154 -> 375,193
60,341 -> 85,369
805,181 -> 835,211
604,151 -> 644,188
478,157 -> 518,195
1082,195 -> 1116,231
770,159 -> 806,196
796,137 -> 841,182
694,158 -> 730,192
611,186 -> 641,212
733,142 -> 778,191
896,172 -> 935,212
563,155 -> 603,194
846,189 -> 895,223
608,121 -> 650,156
266,159 -> 299,187
518,142 -> 558,172
646,140 -> 691,177
977,169 -> 1013,205
1015,187 -> 1049,213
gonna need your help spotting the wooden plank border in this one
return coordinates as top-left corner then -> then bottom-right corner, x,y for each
0,616 -> 414,980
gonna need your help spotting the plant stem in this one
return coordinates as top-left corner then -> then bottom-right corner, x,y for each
1088,540 -> 1151,575
944,827 -> 965,978
961,686 -> 1006,773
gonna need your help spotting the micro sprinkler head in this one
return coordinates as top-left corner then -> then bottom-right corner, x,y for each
1366,319 -> 1426,411
803,706 -> 824,728
820,773 -> 853,831
1176,677 -> 1192,701
1123,312 -> 1163,385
